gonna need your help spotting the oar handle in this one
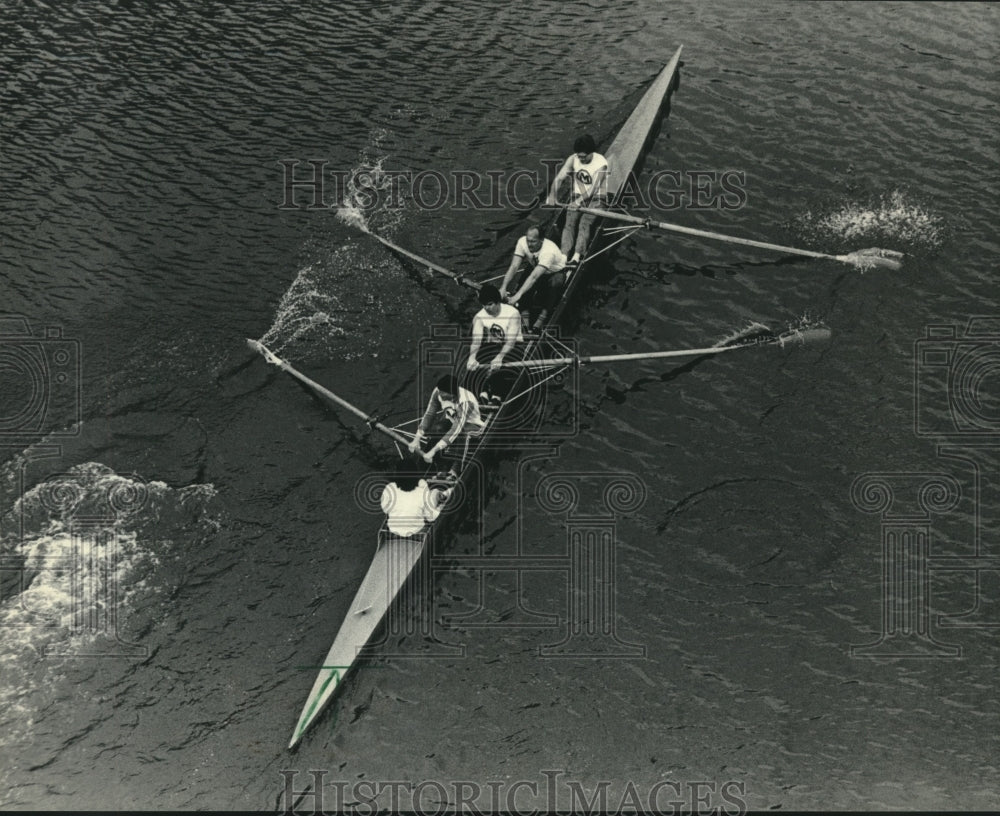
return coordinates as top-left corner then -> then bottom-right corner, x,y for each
247,340 -> 411,447
577,206 -> 835,261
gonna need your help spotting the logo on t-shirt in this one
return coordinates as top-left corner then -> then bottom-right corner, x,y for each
576,169 -> 594,185
488,323 -> 507,343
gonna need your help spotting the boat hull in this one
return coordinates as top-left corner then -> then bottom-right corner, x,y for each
288,46 -> 684,749
289,534 -> 425,748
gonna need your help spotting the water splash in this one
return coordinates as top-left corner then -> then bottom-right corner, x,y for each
258,259 -> 348,355
797,190 -> 944,251
258,128 -> 433,362
334,128 -> 406,237
714,321 -> 773,348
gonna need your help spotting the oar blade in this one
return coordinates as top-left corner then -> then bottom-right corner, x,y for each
247,338 -> 283,366
839,247 -> 904,272
777,326 -> 832,346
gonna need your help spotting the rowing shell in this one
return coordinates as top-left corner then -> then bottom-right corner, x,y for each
288,45 -> 684,749
288,536 -> 423,749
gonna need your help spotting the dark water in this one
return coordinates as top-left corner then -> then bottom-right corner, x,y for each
1,0 -> 997,811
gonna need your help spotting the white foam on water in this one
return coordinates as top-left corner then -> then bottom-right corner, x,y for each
0,463 -> 217,763
798,189 -> 944,249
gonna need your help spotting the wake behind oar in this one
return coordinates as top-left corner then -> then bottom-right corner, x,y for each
713,320 -> 831,350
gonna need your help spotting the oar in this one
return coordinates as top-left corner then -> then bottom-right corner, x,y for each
356,225 -> 482,291
500,326 -> 831,368
578,206 -> 904,271
247,339 -> 411,447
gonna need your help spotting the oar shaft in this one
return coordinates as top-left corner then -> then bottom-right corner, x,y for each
502,329 -> 830,368
585,346 -> 734,363
502,345 -> 740,368
248,340 -> 410,447
578,206 -> 834,261
365,230 -> 481,290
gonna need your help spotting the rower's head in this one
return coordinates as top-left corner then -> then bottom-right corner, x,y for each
478,284 -> 503,317
392,458 -> 423,492
436,374 -> 459,400
574,134 -> 596,162
393,473 -> 420,492
524,226 -> 543,254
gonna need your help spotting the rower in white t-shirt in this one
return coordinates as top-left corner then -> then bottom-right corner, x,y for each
545,133 -> 609,265
466,284 -> 524,403
500,226 -> 567,331
380,460 -> 454,537
408,374 -> 486,478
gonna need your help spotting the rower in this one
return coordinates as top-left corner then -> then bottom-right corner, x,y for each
467,284 -> 524,403
380,457 -> 454,537
408,374 -> 486,478
500,226 -> 567,332
545,133 -> 609,266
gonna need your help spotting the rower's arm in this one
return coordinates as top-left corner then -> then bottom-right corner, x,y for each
416,390 -> 440,436
499,253 -> 524,296
545,157 -> 573,204
425,487 -> 453,520
510,263 -> 548,304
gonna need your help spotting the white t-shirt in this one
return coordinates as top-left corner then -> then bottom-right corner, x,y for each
436,385 -> 486,439
570,152 -> 608,200
514,235 -> 567,273
471,303 -> 524,346
380,479 -> 444,536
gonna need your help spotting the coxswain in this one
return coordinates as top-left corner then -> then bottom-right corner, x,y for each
380,457 -> 454,537
545,133 -> 609,266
